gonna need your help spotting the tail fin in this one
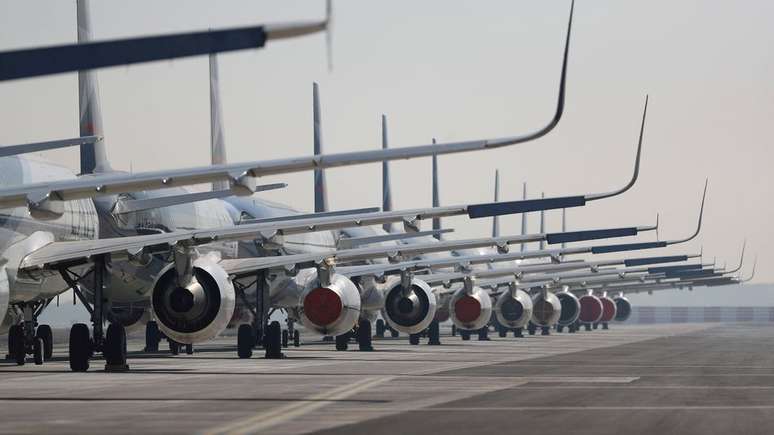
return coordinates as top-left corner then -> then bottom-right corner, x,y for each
539,192 -> 546,250
313,83 -> 328,212
492,169 -> 500,238
209,53 -> 229,191
432,138 -> 441,239
381,114 -> 393,232
520,182 -> 527,252
77,0 -> 111,174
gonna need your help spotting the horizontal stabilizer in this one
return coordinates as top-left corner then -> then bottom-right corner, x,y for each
0,136 -> 100,158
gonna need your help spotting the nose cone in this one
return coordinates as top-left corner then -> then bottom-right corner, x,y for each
303,287 -> 343,327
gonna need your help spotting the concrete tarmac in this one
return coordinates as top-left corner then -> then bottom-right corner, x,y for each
1,323 -> 770,434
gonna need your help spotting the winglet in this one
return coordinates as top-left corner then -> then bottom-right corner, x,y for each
325,0 -> 333,71
667,178 -> 707,245
742,255 -> 757,283
585,94 -> 647,202
726,240 -> 746,274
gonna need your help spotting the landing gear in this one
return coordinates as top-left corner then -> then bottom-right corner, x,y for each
9,324 -> 25,365
32,337 -> 44,365
585,323 -> 592,331
144,321 -> 161,352
35,324 -> 53,360
375,319 -> 386,338
390,327 -> 399,338
478,326 -> 490,341
335,332 -> 349,351
498,327 -> 507,338
427,320 -> 441,346
460,329 -> 471,341
185,344 -> 194,355
451,324 -> 457,337
513,327 -> 523,338
527,323 -> 537,336
264,321 -> 283,359
293,330 -> 300,347
593,323 -> 599,330
556,325 -> 564,333
602,322 -> 609,330
169,340 -> 180,355
282,329 -> 289,348
104,324 -> 128,371
237,324 -> 254,359
541,326 -> 551,336
68,323 -> 91,372
357,319 -> 373,351
409,333 -> 420,345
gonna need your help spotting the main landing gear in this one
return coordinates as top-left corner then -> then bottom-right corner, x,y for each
7,300 -> 55,366
60,255 -> 128,372
233,271 -> 284,360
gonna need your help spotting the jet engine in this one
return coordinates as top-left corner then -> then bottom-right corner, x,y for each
578,293 -> 604,324
151,258 -> 235,344
381,276 -> 437,334
106,303 -> 150,334
531,291 -> 562,327
493,287 -> 533,329
298,272 -> 361,337
449,286 -> 492,331
613,295 -> 632,322
556,291 -> 581,327
598,295 -> 618,324
0,266 -> 8,334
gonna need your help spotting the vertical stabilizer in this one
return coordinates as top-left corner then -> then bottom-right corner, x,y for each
431,138 -> 441,239
313,83 -> 328,212
520,182 -> 527,252
539,192 -> 546,250
209,53 -> 229,191
492,169 -> 500,238
77,0 -> 111,174
381,115 -> 393,232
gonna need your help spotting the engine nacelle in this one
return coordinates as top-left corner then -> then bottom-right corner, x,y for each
531,291 -> 562,327
449,286 -> 492,331
598,295 -> 618,323
298,273 -> 361,336
0,266 -> 9,334
578,294 -> 604,324
151,258 -> 235,344
493,287 -> 533,329
556,291 -> 581,327
106,304 -> 150,334
613,296 -> 632,322
381,276 -> 437,334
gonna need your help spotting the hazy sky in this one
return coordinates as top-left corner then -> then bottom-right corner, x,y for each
0,0 -> 772,293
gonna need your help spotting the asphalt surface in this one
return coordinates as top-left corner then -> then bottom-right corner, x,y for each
2,323 -> 770,434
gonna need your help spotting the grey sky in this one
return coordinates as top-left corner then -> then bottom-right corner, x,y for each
0,0 -> 771,296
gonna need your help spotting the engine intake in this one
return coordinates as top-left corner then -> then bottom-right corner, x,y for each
494,287 -> 533,329
381,276 -> 436,335
299,273 -> 361,336
151,258 -> 235,344
556,291 -> 580,327
599,295 -> 618,323
613,296 -> 632,322
450,286 -> 492,331
578,294 -> 604,324
531,291 -> 562,327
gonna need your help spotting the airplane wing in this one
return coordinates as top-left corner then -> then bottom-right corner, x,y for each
0,1 -> 332,81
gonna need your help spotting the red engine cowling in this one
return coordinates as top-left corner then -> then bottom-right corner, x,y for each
298,272 -> 361,336
598,295 -> 618,323
578,294 -> 604,324
449,286 -> 492,331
